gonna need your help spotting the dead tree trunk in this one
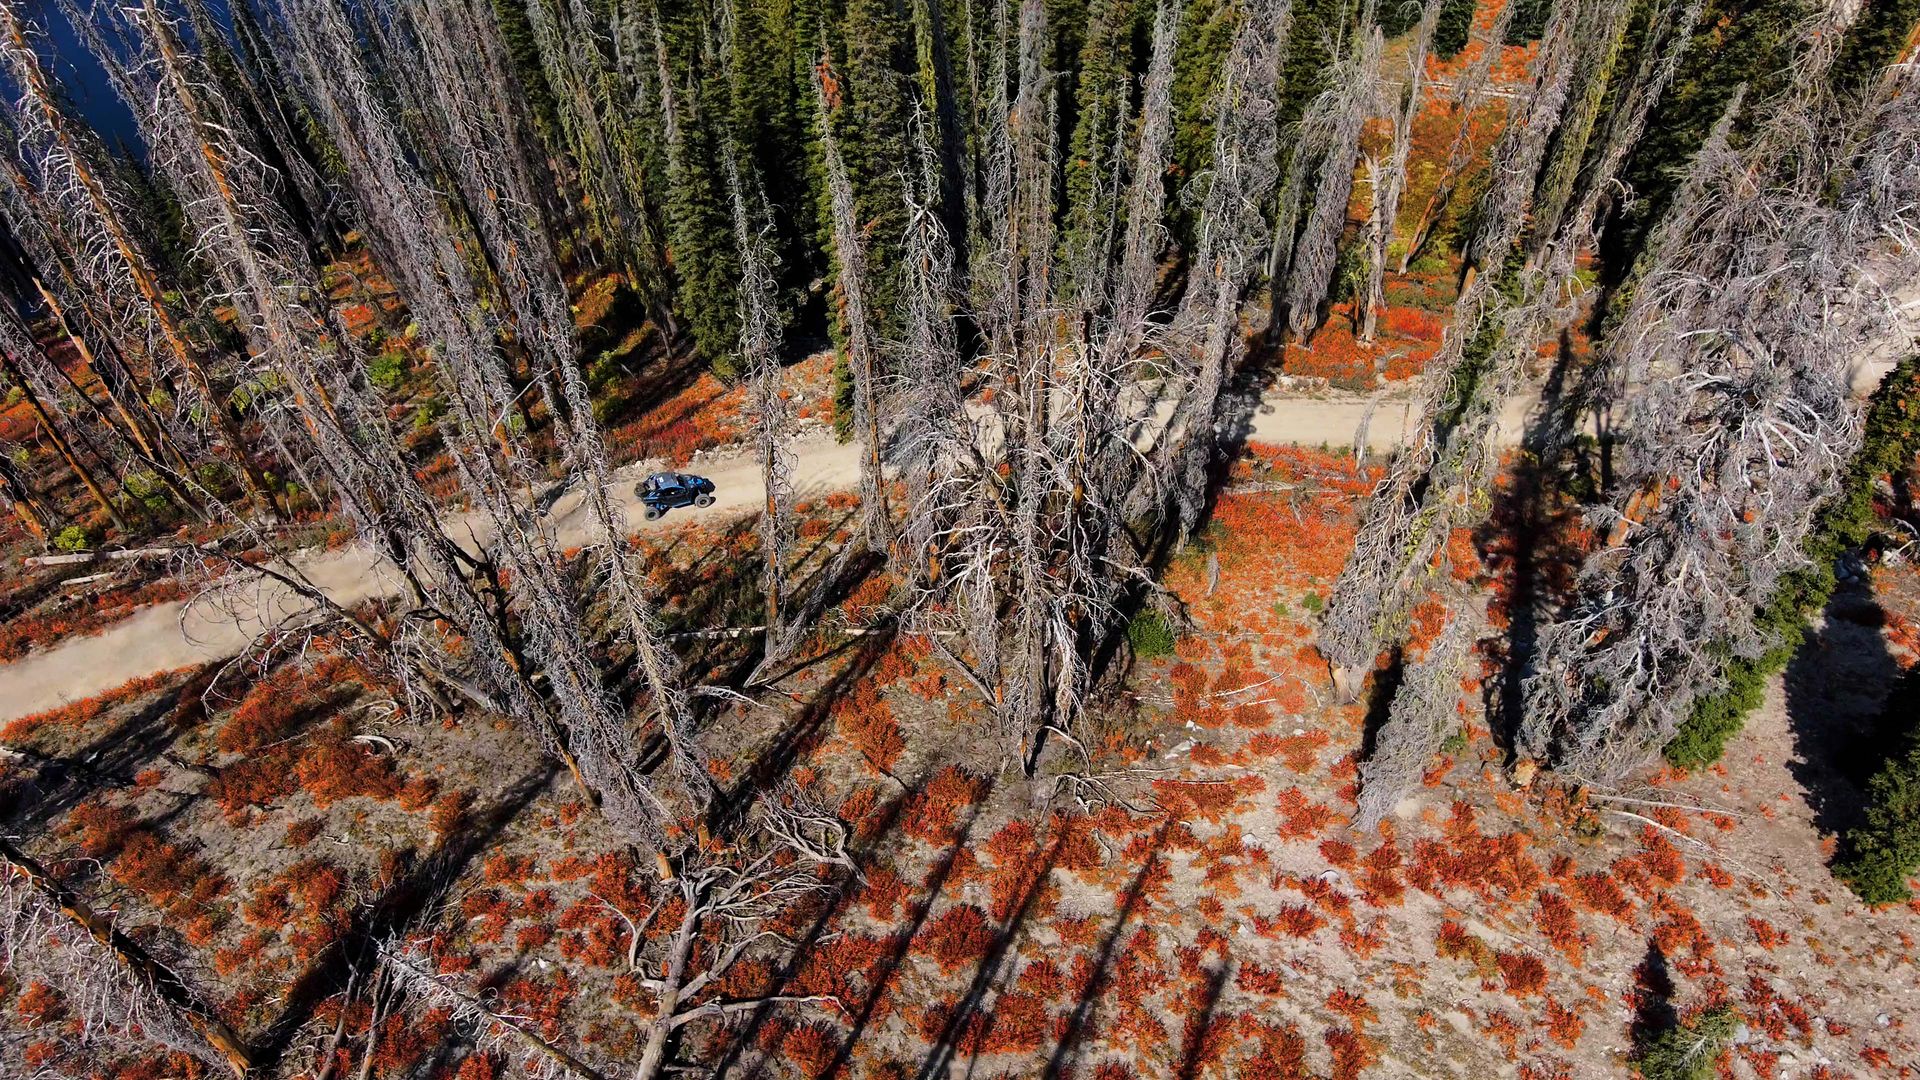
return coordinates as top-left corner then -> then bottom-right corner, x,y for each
728,156 -> 797,668
815,55 -> 891,546
0,328 -> 126,531
1359,0 -> 1442,343
1284,25 -> 1381,341
0,439 -> 53,543
0,2 -> 281,520
1520,55 -> 1920,779
1320,0 -> 1582,697
1,838 -> 252,1077
1163,0 -> 1290,537
1399,0 -> 1518,273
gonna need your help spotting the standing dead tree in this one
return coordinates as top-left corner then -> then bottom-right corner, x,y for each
85,0 -> 578,812
0,434 -> 55,544
521,0 -> 675,327
1519,52 -> 1920,780
0,0 -> 280,520
369,798 -> 847,1080
814,54 -> 890,547
893,0 -> 1212,775
0,302 -> 129,531
1399,0 -> 1518,274
1283,19 -> 1382,341
390,0 -> 711,810
728,156 -> 799,670
0,126 -> 197,514
1161,0 -> 1290,539
1358,0 -> 1443,344
282,0 -> 681,843
1,837 -> 251,1077
1355,610 -> 1474,829
1524,0 -> 1635,253
1320,0 -> 1582,700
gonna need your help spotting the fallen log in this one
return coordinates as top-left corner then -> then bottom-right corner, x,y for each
23,551 -> 97,567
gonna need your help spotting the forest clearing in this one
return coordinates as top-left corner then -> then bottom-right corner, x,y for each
1,0 -> 1918,1077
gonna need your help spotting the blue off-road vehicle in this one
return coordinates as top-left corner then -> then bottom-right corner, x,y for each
636,472 -> 716,520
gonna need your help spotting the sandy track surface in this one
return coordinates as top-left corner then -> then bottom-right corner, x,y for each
0,386 -> 1539,724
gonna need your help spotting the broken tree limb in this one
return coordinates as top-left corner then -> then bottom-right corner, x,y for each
0,836 -> 253,1077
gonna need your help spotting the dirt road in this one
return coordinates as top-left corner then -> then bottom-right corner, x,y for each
0,386 -> 1566,724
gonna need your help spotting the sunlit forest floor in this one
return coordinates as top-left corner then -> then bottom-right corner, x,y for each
5,442 -> 1915,1079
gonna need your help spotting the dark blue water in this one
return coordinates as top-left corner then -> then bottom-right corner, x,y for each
19,0 -> 150,155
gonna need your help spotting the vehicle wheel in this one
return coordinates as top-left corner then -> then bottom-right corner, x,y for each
694,494 -> 715,508
643,505 -> 662,521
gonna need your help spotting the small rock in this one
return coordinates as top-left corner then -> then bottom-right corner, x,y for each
1512,759 -> 1540,789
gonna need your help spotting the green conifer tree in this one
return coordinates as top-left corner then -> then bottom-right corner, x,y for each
1829,0 -> 1920,102
837,0 -> 915,335
1601,0 -> 1807,284
1434,0 -> 1475,59
655,0 -> 747,373
1060,0 -> 1140,283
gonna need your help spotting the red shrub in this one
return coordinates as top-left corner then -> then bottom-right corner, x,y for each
1543,996 -> 1584,1049
216,656 -> 359,754
1569,870 -> 1636,926
1535,891 -> 1586,966
295,732 -> 403,808
900,767 -> 986,844
1495,951 -> 1549,998
1746,916 -> 1789,951
1236,963 -> 1290,996
1254,904 -> 1325,939
1154,776 -> 1266,825
833,682 -> 905,776
1,667 -> 193,743
1275,787 -> 1338,839
917,905 -> 994,975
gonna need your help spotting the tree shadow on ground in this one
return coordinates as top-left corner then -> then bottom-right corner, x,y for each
705,769 -> 992,1078
1358,647 -> 1407,763
914,826 -> 1070,1080
1174,959 -> 1230,1080
0,673 -> 198,837
1041,819 -> 1173,1080
703,632 -> 895,839
1783,579 -> 1904,841
1630,938 -> 1677,1048
1478,329 -> 1592,751
246,763 -> 560,1070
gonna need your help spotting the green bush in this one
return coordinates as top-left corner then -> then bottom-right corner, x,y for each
588,350 -> 625,393
1126,610 -> 1177,659
368,349 -> 407,392
54,525 -> 96,553
122,471 -> 172,514
1667,354 -> 1920,768
414,398 -> 445,429
831,352 -> 856,442
1633,1005 -> 1738,1080
1836,668 -> 1920,904
1300,591 -> 1325,615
